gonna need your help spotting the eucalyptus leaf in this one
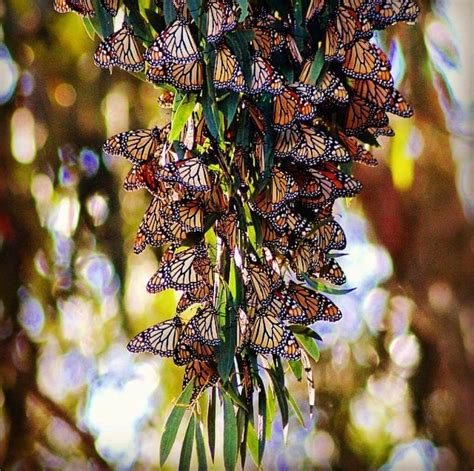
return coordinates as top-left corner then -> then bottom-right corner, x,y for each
195,419 -> 208,471
179,414 -> 195,471
223,393 -> 238,471
294,332 -> 320,362
169,94 -> 197,142
160,381 -> 194,466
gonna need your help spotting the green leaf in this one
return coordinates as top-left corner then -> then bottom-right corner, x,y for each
237,408 -> 249,469
160,381 -> 194,466
82,19 -> 96,40
302,274 -> 357,295
266,369 -> 289,438
266,385 -> 276,440
221,92 -> 240,129
169,94 -> 197,142
289,325 -> 323,341
195,419 -> 208,471
246,422 -> 259,467
288,359 -> 303,381
256,377 -> 267,464
294,332 -> 320,362
292,0 -> 305,52
91,0 -> 113,37
187,0 -> 203,27
286,389 -> 305,428
163,0 -> 177,24
237,0 -> 248,21
202,56 -> 223,141
307,48 -> 326,85
179,414 -> 196,471
227,30 -> 252,88
207,387 -> 216,462
223,393 -> 238,471
144,8 -> 165,33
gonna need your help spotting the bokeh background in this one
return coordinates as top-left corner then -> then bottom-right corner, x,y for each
1,0 -> 473,469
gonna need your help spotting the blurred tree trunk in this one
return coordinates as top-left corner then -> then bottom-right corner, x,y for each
358,11 -> 474,464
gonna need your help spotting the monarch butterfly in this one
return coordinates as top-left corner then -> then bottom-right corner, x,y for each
158,156 -> 211,192
175,199 -> 204,232
94,22 -> 144,72
290,239 -> 316,278
215,210 -> 238,253
369,0 -> 420,29
134,198 -> 186,253
123,159 -> 162,194
272,86 -> 300,130
233,146 -> 249,188
306,0 -> 326,22
352,77 -> 392,108
324,22 -> 345,62
213,44 -> 247,93
203,178 -> 228,213
127,316 -> 183,356
261,218 -> 290,254
245,100 -> 267,135
146,244 -> 211,293
342,39 -> 381,80
317,163 -> 363,198
369,46 -> 394,87
344,94 -> 389,135
283,282 -> 342,324
100,0 -> 119,15
250,168 -> 299,216
367,125 -> 394,139
249,308 -> 301,360
145,19 -> 201,66
317,253 -> 346,285
239,356 -> 254,403
54,0 -> 94,16
206,0 -> 238,44
182,360 -> 219,399
294,124 -> 350,165
337,130 -> 379,167
312,219 -> 347,251
176,284 -> 213,313
236,308 -> 250,353
174,337 -> 216,365
274,124 -> 348,164
250,55 -> 275,95
103,127 -> 164,164
385,89 -> 413,118
244,260 -> 282,307
317,70 -> 350,105
146,61 -> 204,92
252,27 -> 286,58
179,307 -> 220,346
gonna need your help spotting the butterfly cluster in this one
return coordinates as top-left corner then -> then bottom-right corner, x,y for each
55,0 -> 418,406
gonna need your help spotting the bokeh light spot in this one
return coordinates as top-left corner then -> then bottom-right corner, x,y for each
11,107 -> 36,164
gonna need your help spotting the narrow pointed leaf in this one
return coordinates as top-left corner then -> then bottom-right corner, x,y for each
294,332 -> 320,362
195,420 -> 208,471
288,359 -> 303,381
179,414 -> 195,471
223,393 -> 238,471
160,381 -> 194,466
169,94 -> 197,142
207,387 -> 216,462
286,389 -> 305,428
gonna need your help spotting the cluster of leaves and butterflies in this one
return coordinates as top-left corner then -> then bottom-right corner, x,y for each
55,0 -> 418,467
